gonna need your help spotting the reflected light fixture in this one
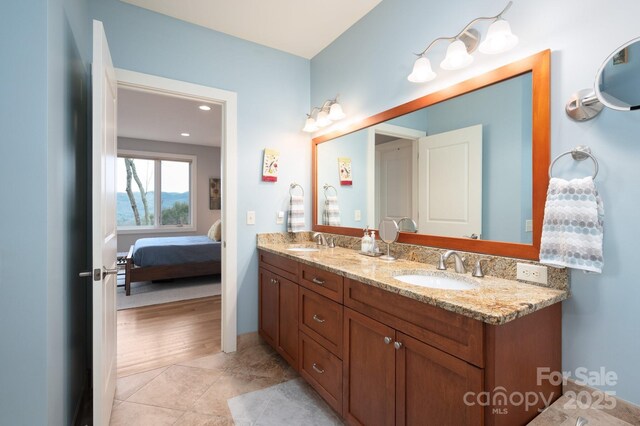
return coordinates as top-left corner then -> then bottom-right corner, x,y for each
199,105 -> 211,111
181,132 -> 190,137
302,95 -> 346,133
408,1 -> 518,83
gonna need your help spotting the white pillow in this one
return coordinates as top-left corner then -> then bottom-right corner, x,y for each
208,219 -> 222,241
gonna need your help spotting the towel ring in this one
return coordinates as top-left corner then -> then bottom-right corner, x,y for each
289,182 -> 304,197
323,183 -> 337,200
548,145 -> 599,179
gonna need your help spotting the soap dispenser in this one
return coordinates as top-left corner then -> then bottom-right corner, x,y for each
369,230 -> 378,253
361,227 -> 372,253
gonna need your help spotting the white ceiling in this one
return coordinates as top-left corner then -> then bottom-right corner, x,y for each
118,88 -> 222,147
119,0 -> 382,59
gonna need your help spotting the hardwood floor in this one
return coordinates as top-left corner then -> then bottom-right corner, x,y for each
117,296 -> 221,377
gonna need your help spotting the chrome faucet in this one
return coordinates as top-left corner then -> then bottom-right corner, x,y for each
312,232 -> 328,246
437,250 -> 467,274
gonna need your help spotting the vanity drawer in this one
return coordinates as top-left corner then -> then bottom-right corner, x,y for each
258,250 -> 298,282
299,264 -> 343,303
299,288 -> 343,358
299,331 -> 343,415
344,278 -> 484,367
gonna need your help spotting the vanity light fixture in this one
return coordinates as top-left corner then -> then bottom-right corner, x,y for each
408,1 -> 518,83
180,132 -> 190,137
302,95 -> 346,133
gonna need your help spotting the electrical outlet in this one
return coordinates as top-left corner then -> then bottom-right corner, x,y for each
246,211 -> 256,225
525,219 -> 533,232
516,263 -> 548,284
354,210 -> 361,221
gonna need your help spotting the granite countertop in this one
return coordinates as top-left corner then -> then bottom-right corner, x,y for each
257,242 -> 569,325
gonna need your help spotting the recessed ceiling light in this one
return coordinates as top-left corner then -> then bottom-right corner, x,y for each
181,132 -> 190,137
199,105 -> 211,111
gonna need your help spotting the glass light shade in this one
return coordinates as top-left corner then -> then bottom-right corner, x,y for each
479,19 -> 518,54
407,57 -> 437,83
316,110 -> 331,127
302,117 -> 318,133
328,102 -> 346,120
440,40 -> 474,70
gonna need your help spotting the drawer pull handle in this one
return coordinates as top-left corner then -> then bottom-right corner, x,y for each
394,341 -> 403,350
312,314 -> 326,323
312,363 -> 325,374
384,336 -> 392,345
311,277 -> 325,285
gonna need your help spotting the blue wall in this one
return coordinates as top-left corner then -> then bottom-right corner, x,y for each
89,0 -> 311,335
311,0 -> 640,405
0,0 -> 91,424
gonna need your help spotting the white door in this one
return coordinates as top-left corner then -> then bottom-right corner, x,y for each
418,125 -> 482,238
92,20 -> 118,426
375,139 -> 416,225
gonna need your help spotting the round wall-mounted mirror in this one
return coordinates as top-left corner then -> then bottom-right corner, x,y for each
595,36 -> 640,111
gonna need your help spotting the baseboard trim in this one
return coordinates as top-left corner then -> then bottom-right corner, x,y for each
563,379 -> 640,424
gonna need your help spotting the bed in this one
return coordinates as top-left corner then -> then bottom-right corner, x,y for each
125,235 -> 222,296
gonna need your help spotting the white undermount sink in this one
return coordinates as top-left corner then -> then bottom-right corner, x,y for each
286,247 -> 320,252
394,274 -> 479,291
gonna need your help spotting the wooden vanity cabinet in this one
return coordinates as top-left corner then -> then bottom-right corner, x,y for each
258,251 -> 299,368
257,250 -> 561,425
343,308 -> 482,426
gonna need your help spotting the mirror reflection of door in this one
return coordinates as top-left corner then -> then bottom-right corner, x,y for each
375,137 -> 416,225
418,124 -> 483,239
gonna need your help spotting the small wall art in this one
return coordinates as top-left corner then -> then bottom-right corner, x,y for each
209,178 -> 221,210
338,157 -> 352,185
262,148 -> 280,182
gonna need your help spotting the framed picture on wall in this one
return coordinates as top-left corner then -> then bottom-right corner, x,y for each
613,47 -> 628,65
209,178 -> 221,210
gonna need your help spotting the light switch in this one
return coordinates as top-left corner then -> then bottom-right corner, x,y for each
354,210 -> 361,221
247,211 -> 256,225
276,211 -> 284,224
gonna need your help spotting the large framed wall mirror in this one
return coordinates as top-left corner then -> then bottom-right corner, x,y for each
312,50 -> 550,259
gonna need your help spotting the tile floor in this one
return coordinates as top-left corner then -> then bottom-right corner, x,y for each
110,336 -> 337,425
228,378 -> 342,425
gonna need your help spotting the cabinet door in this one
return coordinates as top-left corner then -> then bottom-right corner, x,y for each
258,268 -> 278,348
396,332 -> 483,426
343,308 -> 395,426
277,276 -> 298,367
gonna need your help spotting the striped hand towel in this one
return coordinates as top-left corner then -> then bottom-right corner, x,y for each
287,195 -> 305,233
323,195 -> 341,226
540,176 -> 604,273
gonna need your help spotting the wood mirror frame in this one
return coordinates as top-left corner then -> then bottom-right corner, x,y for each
312,50 -> 550,260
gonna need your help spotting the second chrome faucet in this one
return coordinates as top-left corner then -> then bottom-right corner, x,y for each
437,250 -> 467,274
437,250 -> 487,277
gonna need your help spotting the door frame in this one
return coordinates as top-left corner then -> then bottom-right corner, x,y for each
115,68 -> 238,352
367,123 -> 425,227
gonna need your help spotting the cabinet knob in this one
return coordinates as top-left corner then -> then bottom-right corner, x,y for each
384,336 -> 392,345
312,314 -> 326,323
311,277 -> 325,285
394,341 -> 403,350
312,363 -> 325,374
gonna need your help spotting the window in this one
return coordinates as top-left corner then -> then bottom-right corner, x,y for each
117,151 -> 196,231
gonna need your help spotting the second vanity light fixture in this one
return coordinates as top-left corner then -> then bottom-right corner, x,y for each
408,1 -> 518,83
302,95 -> 346,133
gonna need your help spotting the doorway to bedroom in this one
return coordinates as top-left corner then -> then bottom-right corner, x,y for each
112,70 -> 237,378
